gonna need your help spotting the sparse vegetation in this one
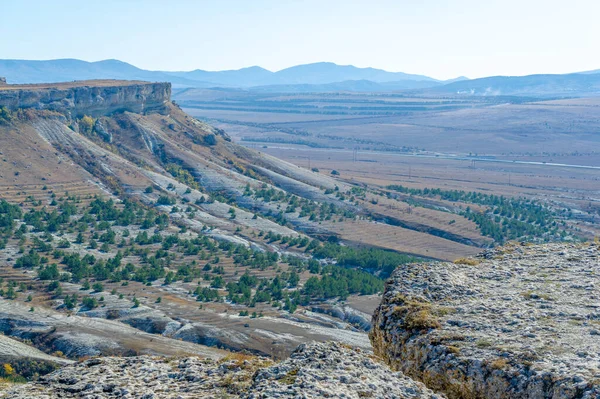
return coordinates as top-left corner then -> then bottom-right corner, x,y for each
391,294 -> 441,331
387,185 -> 569,243
1,79 -> 596,377
79,115 -> 95,134
0,106 -> 13,124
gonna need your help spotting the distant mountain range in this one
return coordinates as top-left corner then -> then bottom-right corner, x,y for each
0,59 -> 461,89
0,59 -> 210,87
419,72 -> 600,97
165,62 -> 444,86
249,79 -> 445,93
1,58 -> 599,97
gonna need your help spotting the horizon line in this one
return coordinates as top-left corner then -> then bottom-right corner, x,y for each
2,57 -> 599,81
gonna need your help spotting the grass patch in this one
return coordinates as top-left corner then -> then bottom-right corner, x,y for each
490,358 -> 509,370
453,257 -> 480,266
220,352 -> 257,368
391,294 -> 441,331
279,368 -> 299,385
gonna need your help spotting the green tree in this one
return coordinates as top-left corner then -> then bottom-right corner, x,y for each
82,296 -> 98,309
79,115 -> 94,134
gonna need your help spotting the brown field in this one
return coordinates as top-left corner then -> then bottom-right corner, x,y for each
262,146 -> 600,237
180,92 -> 600,159
179,91 -> 600,242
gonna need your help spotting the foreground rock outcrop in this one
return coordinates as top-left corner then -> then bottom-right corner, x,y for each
371,242 -> 600,399
3,342 -> 443,399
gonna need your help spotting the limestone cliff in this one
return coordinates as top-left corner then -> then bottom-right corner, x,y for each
370,242 -> 600,399
0,80 -> 170,117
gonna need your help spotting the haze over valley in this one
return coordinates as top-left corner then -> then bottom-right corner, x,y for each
1,1 -> 600,398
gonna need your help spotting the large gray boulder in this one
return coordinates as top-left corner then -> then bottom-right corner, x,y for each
371,242 -> 600,399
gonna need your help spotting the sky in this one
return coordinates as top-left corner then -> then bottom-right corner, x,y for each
1,0 -> 599,80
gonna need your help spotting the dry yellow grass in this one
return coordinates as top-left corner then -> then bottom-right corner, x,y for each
392,294 -> 441,331
321,218 -> 480,261
453,257 -> 481,266
490,358 -> 510,370
220,352 -> 258,368
0,378 -> 16,392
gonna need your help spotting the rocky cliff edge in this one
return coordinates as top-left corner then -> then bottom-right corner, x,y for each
370,242 -> 600,399
0,80 -> 170,117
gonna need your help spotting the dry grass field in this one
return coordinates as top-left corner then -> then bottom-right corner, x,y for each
180,91 -> 600,242
180,91 -> 600,158
263,147 -> 600,238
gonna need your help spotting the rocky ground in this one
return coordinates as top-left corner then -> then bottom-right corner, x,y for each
0,299 -> 227,360
371,242 -> 600,399
3,342 -> 444,399
0,291 -> 372,360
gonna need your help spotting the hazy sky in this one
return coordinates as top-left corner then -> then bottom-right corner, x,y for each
2,0 -> 599,80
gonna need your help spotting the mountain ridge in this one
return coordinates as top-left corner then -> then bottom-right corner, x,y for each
2,58 -> 600,96
417,72 -> 600,97
0,58 -> 450,88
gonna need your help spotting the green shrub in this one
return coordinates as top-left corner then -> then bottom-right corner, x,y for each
82,296 -> 98,309
203,134 -> 217,146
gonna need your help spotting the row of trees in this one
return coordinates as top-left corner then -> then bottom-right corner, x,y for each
386,185 -> 567,243
311,242 -> 419,278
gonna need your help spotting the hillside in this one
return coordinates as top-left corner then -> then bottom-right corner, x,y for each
0,80 -> 386,359
0,79 -> 591,391
419,72 -> 600,97
0,80 -> 494,261
3,243 -> 599,398
0,335 -> 72,366
0,78 -> 500,368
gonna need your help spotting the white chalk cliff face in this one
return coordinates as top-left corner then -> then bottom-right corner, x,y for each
0,81 -> 171,117
371,242 -> 600,399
